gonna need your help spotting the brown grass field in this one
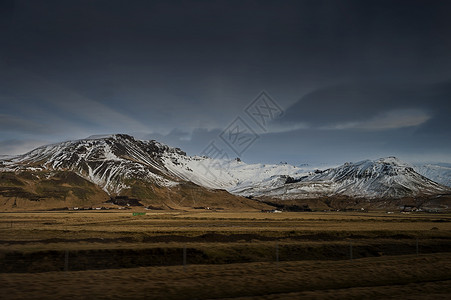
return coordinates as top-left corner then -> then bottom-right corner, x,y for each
1,210 -> 451,299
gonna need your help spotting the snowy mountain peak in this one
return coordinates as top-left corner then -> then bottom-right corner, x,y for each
1,136 -> 449,203
234,157 -> 450,200
1,134 -> 187,195
413,163 -> 451,187
376,156 -> 413,168
314,157 -> 416,182
376,156 -> 403,164
298,157 -> 449,199
86,134 -> 122,140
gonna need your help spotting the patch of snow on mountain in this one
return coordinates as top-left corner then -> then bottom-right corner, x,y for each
413,163 -> 451,187
237,157 -> 450,199
2,135 -> 449,200
162,153 -> 326,194
0,134 -> 179,195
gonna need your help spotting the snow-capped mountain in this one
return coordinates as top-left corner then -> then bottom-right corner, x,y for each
0,134 -> 276,211
413,163 -> 451,187
233,157 -> 450,200
162,155 -> 318,192
1,135 -> 450,209
0,134 -> 316,196
1,134 -> 183,195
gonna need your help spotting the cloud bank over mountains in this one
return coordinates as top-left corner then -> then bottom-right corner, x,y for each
1,0 -> 450,164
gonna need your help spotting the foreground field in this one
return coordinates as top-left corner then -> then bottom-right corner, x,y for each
1,211 -> 451,298
1,253 -> 451,299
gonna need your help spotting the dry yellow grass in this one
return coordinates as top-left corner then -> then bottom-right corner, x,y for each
0,211 -> 450,248
1,253 -> 450,299
1,211 -> 450,299
1,211 -> 450,233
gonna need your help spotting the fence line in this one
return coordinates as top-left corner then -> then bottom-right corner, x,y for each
0,238 -> 446,273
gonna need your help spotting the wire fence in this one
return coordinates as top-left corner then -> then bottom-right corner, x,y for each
1,239 -> 450,274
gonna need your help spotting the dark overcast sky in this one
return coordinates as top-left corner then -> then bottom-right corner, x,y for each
1,0 -> 451,164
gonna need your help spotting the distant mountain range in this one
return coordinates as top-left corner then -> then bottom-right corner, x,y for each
412,163 -> 451,188
1,134 -> 450,211
233,157 -> 449,199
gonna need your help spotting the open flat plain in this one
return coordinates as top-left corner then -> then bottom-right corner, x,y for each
1,210 -> 451,299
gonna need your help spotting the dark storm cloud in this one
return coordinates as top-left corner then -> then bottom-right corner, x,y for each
260,81 -> 451,163
276,82 -> 451,130
0,113 -> 54,134
0,0 -> 450,162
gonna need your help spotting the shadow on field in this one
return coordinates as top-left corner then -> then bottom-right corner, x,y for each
2,237 -> 451,273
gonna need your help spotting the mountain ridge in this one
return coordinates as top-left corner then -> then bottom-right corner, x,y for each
1,134 -> 450,211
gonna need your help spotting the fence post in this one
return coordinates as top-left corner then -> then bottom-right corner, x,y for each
349,242 -> 353,260
416,238 -> 419,256
183,246 -> 187,271
64,250 -> 69,271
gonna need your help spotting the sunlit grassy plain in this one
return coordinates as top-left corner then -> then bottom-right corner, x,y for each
1,210 -> 451,299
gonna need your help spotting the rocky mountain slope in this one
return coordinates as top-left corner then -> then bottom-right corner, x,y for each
232,157 -> 450,200
0,135 -> 271,211
1,134 -> 450,211
2,134 -> 182,195
413,163 -> 451,187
